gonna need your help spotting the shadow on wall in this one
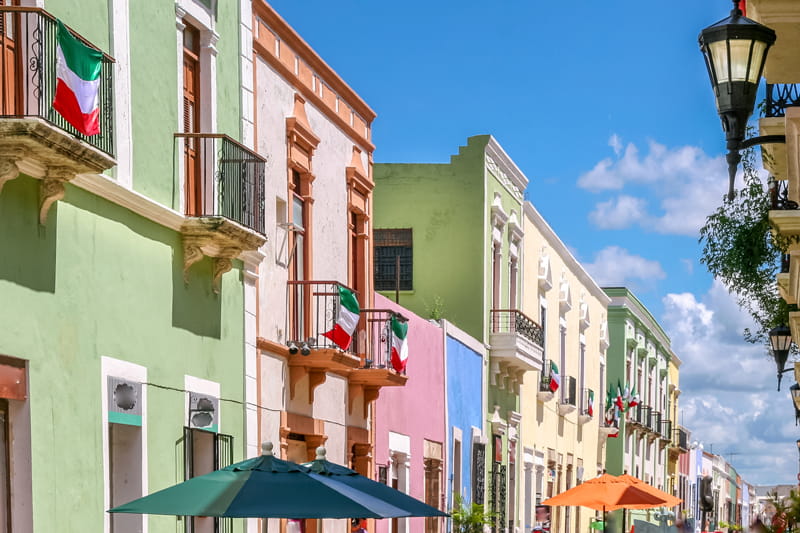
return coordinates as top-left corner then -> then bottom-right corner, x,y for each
0,175 -> 57,293
172,253 -> 222,339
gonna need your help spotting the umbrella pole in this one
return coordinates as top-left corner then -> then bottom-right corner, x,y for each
604,505 -> 607,533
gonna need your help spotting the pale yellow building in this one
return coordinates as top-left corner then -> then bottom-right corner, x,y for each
519,202 -> 611,533
667,355 -> 682,498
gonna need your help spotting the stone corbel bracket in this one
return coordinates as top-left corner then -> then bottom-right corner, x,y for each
39,166 -> 78,225
181,217 -> 266,293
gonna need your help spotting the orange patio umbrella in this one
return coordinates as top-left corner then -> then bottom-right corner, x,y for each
541,473 -> 672,533
541,473 -> 667,512
616,474 -> 682,509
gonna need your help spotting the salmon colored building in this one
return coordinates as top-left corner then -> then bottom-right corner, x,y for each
249,2 -> 409,532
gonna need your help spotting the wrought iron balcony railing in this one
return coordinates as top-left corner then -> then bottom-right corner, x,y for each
641,406 -> 652,429
490,309 -> 544,348
175,133 -> 266,235
0,7 -> 115,156
581,388 -> 594,417
675,427 -> 689,451
351,308 -> 407,372
766,83 -> 800,118
286,280 -> 357,352
770,178 -> 799,211
661,418 -> 672,440
649,410 -> 661,433
561,376 -> 577,407
539,372 -> 553,393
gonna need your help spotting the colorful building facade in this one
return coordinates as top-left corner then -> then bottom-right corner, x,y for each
250,3 -> 410,533
519,202 -> 610,533
0,0 -> 261,531
373,293 -> 447,533
374,135 -> 540,532
604,288 -> 676,532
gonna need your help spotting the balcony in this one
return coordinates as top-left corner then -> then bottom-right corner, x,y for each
628,404 -> 645,428
578,388 -> 594,425
660,418 -> 672,443
489,309 -> 544,393
674,427 -> 689,452
0,7 -> 115,223
557,375 -> 577,416
640,406 -> 652,431
648,410 -> 661,437
177,133 -> 267,291
348,308 -> 410,392
283,282 -> 407,408
537,370 -> 555,402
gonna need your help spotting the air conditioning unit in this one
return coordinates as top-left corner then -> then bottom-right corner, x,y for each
108,376 -> 142,426
188,392 -> 218,432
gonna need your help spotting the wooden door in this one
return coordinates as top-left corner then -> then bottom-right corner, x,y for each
183,24 -> 201,216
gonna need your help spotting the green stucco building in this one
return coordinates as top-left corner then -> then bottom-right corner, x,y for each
0,0 -> 263,531
604,288 -> 675,533
374,135 -> 543,531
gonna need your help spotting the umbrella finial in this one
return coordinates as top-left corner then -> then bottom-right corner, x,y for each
315,446 -> 326,460
261,441 -> 274,456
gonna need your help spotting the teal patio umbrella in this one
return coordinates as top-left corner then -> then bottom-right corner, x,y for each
109,443 -> 440,519
305,447 -> 448,518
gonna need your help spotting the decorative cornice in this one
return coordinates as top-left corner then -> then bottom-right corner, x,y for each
484,137 -> 528,200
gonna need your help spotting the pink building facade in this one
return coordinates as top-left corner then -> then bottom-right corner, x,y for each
373,293 -> 447,533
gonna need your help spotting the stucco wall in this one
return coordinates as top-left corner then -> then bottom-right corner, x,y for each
0,175 -> 245,532
373,294 -> 446,533
253,49 -> 372,464
373,144 -> 485,341
445,326 -> 486,507
519,202 -> 609,533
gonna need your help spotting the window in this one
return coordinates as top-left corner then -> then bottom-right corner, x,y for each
452,437 -> 462,500
183,428 -> 233,533
182,23 -> 202,216
109,422 -> 142,533
374,229 -> 412,291
492,242 -> 501,309
289,170 -> 309,341
509,256 -> 518,309
424,458 -> 442,533
349,211 -> 367,297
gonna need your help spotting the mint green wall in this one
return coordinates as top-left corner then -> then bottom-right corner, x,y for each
0,175 -> 245,532
604,310 -> 629,476
373,155 -> 485,339
375,135 -> 526,508
46,0 -> 244,208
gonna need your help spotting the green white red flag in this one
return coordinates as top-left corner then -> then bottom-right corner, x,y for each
322,286 -> 360,350
627,386 -> 639,409
53,20 -> 102,136
587,390 -> 594,417
390,315 -> 409,372
548,361 -> 560,392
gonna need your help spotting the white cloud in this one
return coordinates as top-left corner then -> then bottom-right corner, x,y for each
609,133 -> 623,156
661,281 -> 797,485
578,137 -> 733,236
588,195 -> 648,229
583,246 -> 665,288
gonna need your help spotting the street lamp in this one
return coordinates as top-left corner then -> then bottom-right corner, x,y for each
791,383 -> 800,425
769,325 -> 793,390
698,0 -> 782,200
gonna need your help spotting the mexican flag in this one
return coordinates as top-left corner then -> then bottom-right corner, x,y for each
53,20 -> 103,136
548,361 -> 560,392
390,315 -> 409,373
322,286 -> 360,350
587,390 -> 594,417
615,383 -> 624,410
628,386 -> 639,409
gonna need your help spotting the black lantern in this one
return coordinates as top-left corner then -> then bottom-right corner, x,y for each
770,325 -> 793,390
699,0 -> 778,200
792,382 -> 800,409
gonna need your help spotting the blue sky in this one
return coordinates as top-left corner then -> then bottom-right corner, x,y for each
267,0 -> 797,485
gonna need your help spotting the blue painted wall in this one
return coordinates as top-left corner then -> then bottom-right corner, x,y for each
446,334 -> 484,509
